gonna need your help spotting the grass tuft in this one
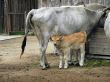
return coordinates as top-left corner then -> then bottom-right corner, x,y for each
85,59 -> 110,67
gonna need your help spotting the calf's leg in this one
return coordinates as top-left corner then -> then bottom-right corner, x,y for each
68,48 -> 74,65
59,54 -> 63,69
64,49 -> 69,68
79,44 -> 85,66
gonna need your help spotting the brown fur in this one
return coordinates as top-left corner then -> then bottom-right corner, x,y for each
51,32 -> 86,49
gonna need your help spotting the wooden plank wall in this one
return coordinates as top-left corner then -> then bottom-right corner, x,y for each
0,0 -> 4,33
88,28 -> 110,55
41,0 -> 110,7
7,0 -> 38,33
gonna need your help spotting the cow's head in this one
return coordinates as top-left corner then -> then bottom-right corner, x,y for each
98,10 -> 110,27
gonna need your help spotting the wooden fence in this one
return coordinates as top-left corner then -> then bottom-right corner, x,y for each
3,0 -> 38,34
0,0 -> 4,33
41,0 -> 110,7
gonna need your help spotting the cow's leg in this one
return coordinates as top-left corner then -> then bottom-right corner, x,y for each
33,25 -> 51,69
33,28 -> 49,69
59,54 -> 63,69
79,44 -> 85,66
40,49 -> 49,67
39,42 -> 49,69
38,33 -> 50,69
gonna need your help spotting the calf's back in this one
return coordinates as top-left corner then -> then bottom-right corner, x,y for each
51,32 -> 86,49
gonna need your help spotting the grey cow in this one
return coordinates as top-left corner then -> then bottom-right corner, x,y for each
20,6 -> 110,69
104,12 -> 110,39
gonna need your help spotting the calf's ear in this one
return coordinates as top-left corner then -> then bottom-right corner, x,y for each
59,36 -> 64,41
50,37 -> 53,41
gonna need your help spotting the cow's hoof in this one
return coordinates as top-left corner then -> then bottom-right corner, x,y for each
74,62 -> 80,66
68,61 -> 74,65
42,67 -> 47,70
79,64 -> 84,67
59,67 -> 63,69
45,63 -> 50,68
54,53 -> 59,56
64,66 -> 68,69
59,66 -> 63,69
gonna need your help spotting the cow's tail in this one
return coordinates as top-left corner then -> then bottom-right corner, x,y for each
20,10 -> 34,59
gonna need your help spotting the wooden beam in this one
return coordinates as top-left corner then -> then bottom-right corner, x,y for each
8,13 -> 25,15
4,0 -> 11,34
86,54 -> 110,60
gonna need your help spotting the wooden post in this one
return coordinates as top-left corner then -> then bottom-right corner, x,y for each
4,0 -> 11,34
42,0 -> 48,7
4,0 -> 7,33
38,0 -> 42,8
24,11 -> 27,32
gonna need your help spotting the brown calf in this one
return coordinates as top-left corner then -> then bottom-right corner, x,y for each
51,32 -> 86,68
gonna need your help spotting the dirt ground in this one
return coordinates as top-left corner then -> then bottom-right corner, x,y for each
0,36 -> 110,82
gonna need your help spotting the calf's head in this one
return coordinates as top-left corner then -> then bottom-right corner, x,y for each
51,35 -> 63,47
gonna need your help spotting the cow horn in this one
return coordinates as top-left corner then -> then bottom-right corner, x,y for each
103,6 -> 110,12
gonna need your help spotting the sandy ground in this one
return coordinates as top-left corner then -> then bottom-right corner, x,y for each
0,36 -> 110,82
0,35 -> 22,41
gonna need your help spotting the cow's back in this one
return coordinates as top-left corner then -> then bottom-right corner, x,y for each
55,6 -> 101,35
